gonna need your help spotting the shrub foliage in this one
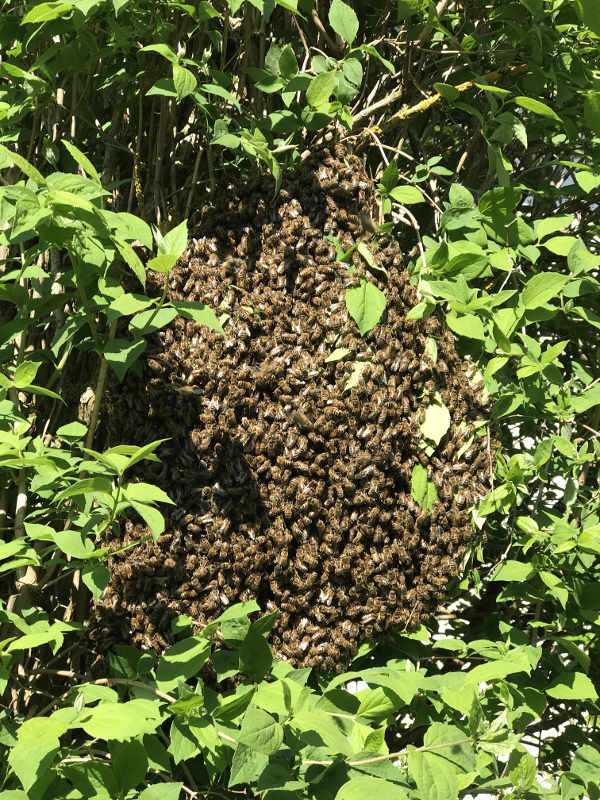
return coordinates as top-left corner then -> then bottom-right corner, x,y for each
1,0 -> 600,798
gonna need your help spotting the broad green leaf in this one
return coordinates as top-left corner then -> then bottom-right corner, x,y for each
344,360 -> 368,392
337,775 -> 408,799
229,743 -> 268,787
156,636 -> 211,692
575,171 -> 600,193
237,706 -> 283,755
571,745 -> 600,786
161,219 -> 188,257
410,464 -> 437,510
138,784 -> 183,800
325,347 -> 352,363
168,718 -> 200,764
446,312 -> 486,340
584,91 -> 600,134
81,564 -> 110,598
103,339 -> 147,381
420,402 -> 450,446
389,185 -> 425,204
109,739 -> 147,795
79,699 -> 163,739
140,43 -> 179,63
51,529 -> 95,559
114,237 -> 146,288
514,96 -> 561,121
306,71 -> 336,107
109,293 -> 154,317
407,745 -> 459,800
129,501 -> 165,541
571,385 -> 600,413
509,751 -> 536,791
490,560 -> 534,582
13,361 -> 41,388
581,0 -> 600,36
21,2 -> 72,23
56,421 -> 87,440
55,477 -> 114,503
173,64 -> 197,100
535,214 -> 574,240
521,273 -> 569,309
546,672 -> 598,701
542,235 -> 578,256
8,718 -> 66,792
172,301 -> 224,334
346,278 -> 386,335
124,481 -> 174,506
328,0 -> 359,44
289,710 -> 353,755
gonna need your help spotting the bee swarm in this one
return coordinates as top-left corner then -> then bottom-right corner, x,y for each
93,142 -> 489,671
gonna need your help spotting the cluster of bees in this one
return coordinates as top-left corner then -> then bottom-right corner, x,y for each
91,140 -> 489,671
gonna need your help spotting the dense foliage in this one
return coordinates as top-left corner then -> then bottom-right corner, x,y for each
1,0 -> 600,798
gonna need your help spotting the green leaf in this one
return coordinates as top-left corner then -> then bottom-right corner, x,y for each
345,278 -> 386,335
337,775 -> 409,799
82,564 -> 110,598
584,91 -> 600,134
8,718 -> 66,792
407,745 -> 459,800
171,301 -> 224,334
535,214 -> 575,240
103,339 -> 147,381
173,64 -> 197,100
546,672 -> 598,701
138,784 -> 183,800
325,347 -> 352,363
420,401 -> 450,446
62,140 -> 101,183
229,743 -> 268,787
0,146 -> 45,185
56,421 -> 87,441
129,501 -> 165,541
109,293 -> 154,317
446,312 -> 486,340
13,360 -> 41,388
571,745 -> 600,786
109,739 -> 147,794
509,750 -> 536,791
51,529 -> 95,559
514,96 -> 561,121
410,464 -> 437,510
168,718 -> 200,763
575,171 -> 600,193
490,560 -> 534,581
124,481 -> 174,506
328,0 -> 359,44
306,71 -> 337,107
156,637 -> 211,692
237,706 -> 283,755
434,82 -> 460,102
114,237 -> 146,288
521,272 -> 570,309
389,185 -> 425,204
79,699 -> 163,740
140,43 -> 179,63
55,477 -> 114,504
581,0 -> 600,36
572,385 -> 600,413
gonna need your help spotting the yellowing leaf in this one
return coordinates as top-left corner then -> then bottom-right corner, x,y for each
420,402 -> 450,446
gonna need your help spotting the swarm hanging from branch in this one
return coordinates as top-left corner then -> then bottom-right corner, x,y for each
92,139 -> 490,671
